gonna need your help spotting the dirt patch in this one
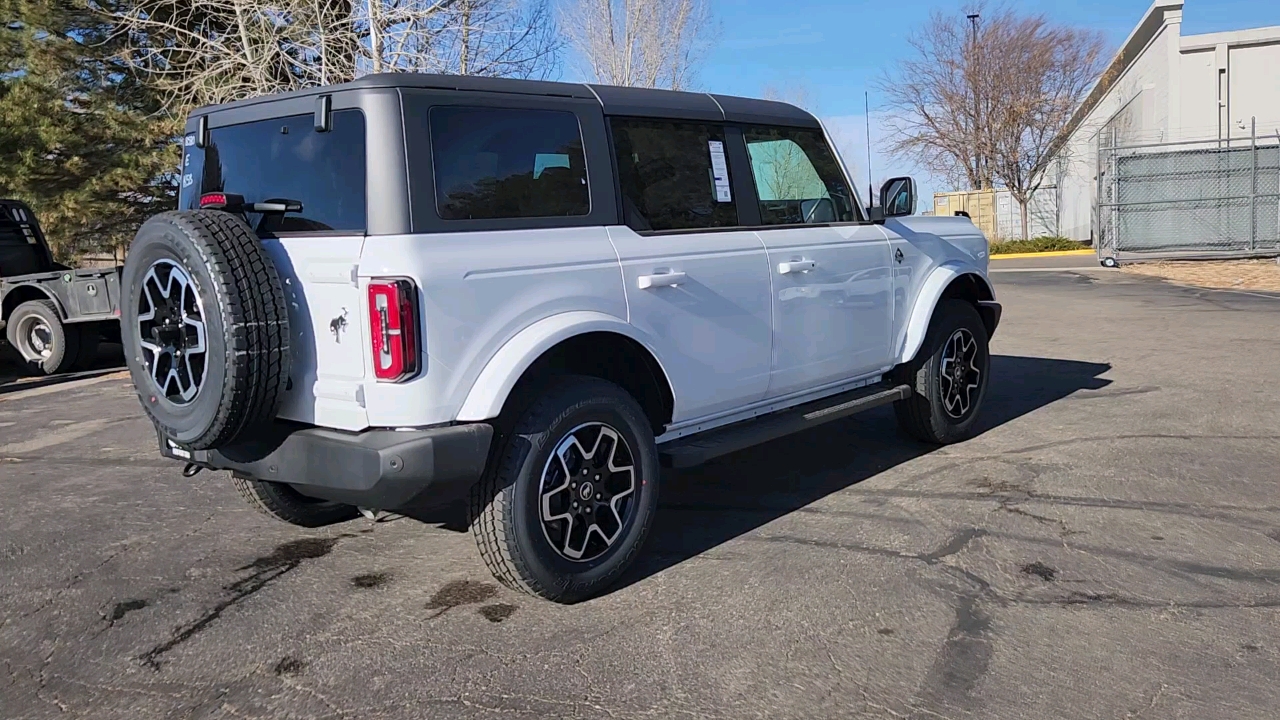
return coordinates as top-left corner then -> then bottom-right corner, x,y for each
426,580 -> 500,618
477,603 -> 518,623
1021,562 -> 1056,582
351,572 -> 392,589
1122,259 -> 1280,293
273,656 -> 306,676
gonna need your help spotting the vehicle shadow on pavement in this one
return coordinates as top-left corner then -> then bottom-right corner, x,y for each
0,343 -> 125,395
614,355 -> 1112,594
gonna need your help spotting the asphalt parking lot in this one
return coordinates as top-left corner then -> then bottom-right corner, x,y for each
2,268 -> 1279,720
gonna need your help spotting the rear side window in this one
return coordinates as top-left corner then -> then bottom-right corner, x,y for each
179,110 -> 367,233
743,126 -> 856,225
610,118 -> 739,232
430,107 -> 589,220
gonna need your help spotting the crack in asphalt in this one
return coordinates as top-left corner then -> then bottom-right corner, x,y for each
755,524 -> 1280,718
759,528 -> 993,717
11,545 -> 131,629
138,537 -> 345,671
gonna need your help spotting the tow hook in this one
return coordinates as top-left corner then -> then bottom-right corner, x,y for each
182,462 -> 203,478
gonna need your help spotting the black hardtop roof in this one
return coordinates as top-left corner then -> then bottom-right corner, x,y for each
189,73 -> 822,129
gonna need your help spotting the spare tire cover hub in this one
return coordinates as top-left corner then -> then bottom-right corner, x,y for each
136,259 -> 208,405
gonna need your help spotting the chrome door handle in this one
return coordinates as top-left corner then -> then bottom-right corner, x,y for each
778,260 -> 816,274
637,271 -> 686,289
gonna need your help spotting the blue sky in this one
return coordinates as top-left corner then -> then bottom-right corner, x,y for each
695,0 -> 1280,203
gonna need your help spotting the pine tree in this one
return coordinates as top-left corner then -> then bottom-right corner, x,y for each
0,0 -> 177,262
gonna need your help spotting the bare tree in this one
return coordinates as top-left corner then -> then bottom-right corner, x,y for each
879,3 -> 1106,238
560,0 -> 715,90
877,5 -> 996,192
984,12 -> 1106,239
110,0 -> 561,110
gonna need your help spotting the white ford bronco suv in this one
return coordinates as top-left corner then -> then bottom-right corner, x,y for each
122,74 -> 999,603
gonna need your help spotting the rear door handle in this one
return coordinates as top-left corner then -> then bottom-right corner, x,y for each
778,260 -> 817,274
637,271 -> 686,289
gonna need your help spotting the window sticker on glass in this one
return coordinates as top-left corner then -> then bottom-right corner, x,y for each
708,140 -> 732,203
533,153 -> 571,180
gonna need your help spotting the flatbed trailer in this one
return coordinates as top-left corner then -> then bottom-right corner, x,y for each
1,199 -> 122,375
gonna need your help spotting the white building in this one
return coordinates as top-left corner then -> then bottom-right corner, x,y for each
1053,1 -> 1280,243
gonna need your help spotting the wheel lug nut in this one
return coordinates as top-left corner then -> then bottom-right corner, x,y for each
585,507 -> 592,514
594,474 -> 600,480
572,501 -> 579,509
571,482 -> 577,489
596,493 -> 602,500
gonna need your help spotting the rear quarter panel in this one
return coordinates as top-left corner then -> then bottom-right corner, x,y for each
357,228 -> 628,427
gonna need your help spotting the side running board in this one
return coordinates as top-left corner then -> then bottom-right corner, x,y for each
659,383 -> 912,469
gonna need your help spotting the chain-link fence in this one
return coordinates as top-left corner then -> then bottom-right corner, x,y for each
1096,125 -> 1280,263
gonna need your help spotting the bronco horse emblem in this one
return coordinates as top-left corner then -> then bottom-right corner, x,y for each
329,308 -> 348,342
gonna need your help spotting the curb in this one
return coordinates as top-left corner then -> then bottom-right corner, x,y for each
989,249 -> 1096,260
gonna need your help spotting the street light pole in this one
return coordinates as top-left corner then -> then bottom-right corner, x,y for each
966,13 -> 982,188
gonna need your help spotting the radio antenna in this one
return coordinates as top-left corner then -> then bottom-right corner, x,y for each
864,91 -> 874,204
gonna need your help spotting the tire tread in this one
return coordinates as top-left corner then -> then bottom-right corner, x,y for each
893,299 -> 989,445
130,210 -> 290,450
5,299 -> 78,375
232,475 -> 359,528
471,376 -> 656,603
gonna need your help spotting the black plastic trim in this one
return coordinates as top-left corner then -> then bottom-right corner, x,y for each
660,383 -> 912,469
978,300 -> 1002,338
164,423 -> 494,510
634,220 -> 877,237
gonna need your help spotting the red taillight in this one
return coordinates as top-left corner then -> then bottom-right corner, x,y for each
368,279 -> 420,382
199,193 -> 228,208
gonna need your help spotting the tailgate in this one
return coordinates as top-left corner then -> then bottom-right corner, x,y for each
260,235 -> 371,431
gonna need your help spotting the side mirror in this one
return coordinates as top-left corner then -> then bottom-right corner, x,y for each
879,176 -> 917,218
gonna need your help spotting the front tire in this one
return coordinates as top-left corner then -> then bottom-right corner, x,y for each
6,300 -> 78,375
893,299 -> 991,444
233,474 -> 360,528
471,376 -> 660,603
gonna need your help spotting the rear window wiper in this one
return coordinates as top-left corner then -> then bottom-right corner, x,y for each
250,198 -> 303,214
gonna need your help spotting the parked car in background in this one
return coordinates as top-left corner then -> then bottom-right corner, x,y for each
1,199 -> 122,375
120,74 -> 999,603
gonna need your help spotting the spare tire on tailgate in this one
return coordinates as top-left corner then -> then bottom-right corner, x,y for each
121,210 -> 290,451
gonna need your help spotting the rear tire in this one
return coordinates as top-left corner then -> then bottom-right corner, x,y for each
232,475 -> 360,528
5,300 -> 78,375
893,299 -> 990,444
471,376 -> 660,603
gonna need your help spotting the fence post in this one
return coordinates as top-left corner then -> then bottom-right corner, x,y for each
1110,127 -> 1119,256
1249,117 -> 1257,252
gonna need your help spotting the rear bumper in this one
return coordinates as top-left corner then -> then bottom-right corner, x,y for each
161,423 -> 493,510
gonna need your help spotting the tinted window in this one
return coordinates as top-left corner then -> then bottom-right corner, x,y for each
430,107 -> 589,220
744,126 -> 855,225
610,118 -> 738,232
179,110 -> 367,233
